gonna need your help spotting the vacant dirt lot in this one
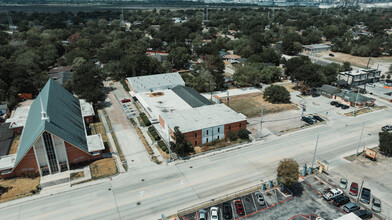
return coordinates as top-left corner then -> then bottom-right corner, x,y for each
223,92 -> 297,118
90,158 -> 118,180
0,177 -> 40,203
319,51 -> 392,69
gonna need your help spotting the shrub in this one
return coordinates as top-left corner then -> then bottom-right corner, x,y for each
148,126 -> 161,141
140,113 -> 151,126
158,140 -> 169,154
228,131 -> 238,141
120,79 -> 130,92
238,129 -> 249,140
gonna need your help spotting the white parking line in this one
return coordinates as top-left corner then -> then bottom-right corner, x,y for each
251,192 -> 258,211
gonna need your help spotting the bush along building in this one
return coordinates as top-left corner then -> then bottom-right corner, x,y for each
0,79 -> 104,178
126,72 -> 247,147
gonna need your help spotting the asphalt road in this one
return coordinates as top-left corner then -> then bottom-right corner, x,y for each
0,92 -> 390,219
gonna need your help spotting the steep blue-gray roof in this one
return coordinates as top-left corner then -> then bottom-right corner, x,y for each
14,79 -> 88,167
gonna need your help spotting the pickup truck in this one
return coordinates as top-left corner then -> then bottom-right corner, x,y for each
323,188 -> 343,201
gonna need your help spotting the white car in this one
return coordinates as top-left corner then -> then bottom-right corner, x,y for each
209,207 -> 219,220
323,188 -> 343,201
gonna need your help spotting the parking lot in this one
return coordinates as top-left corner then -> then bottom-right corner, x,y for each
180,181 -> 344,220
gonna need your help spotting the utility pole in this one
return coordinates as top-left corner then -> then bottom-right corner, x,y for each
259,107 -> 264,139
352,89 -> 360,116
226,90 -> 230,106
356,122 -> 365,156
357,180 -> 364,202
366,56 -> 371,69
311,134 -> 319,169
300,98 -> 306,126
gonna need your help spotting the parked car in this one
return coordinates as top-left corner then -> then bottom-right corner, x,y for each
312,93 -> 320,97
360,188 -> 371,204
234,200 -> 245,215
341,105 -> 350,109
349,182 -> 359,196
329,53 -> 335,57
121,98 -> 131,103
335,103 -> 343,107
333,195 -> 350,207
209,207 -> 219,220
343,202 -> 360,213
382,125 -> 392,131
198,209 -> 207,220
313,115 -> 324,122
323,188 -> 343,201
339,178 -> 348,189
302,116 -> 315,124
330,101 -> 338,105
371,198 -> 381,213
254,191 -> 266,206
222,202 -> 232,219
353,210 -> 373,219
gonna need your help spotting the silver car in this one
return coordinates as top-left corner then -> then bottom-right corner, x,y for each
198,209 -> 207,220
339,178 -> 348,189
254,191 -> 266,206
372,198 -> 381,213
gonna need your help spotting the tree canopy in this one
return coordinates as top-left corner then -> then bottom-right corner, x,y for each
263,85 -> 291,104
277,158 -> 299,187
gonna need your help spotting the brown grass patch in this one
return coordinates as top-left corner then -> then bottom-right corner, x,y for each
223,93 -> 297,118
275,82 -> 296,93
9,135 -> 21,155
345,107 -> 372,117
70,171 -> 84,181
90,122 -> 108,143
0,177 -> 40,203
135,127 -> 153,155
157,145 -> 169,160
90,158 -> 118,180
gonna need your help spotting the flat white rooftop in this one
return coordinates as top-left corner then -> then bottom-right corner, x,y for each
6,106 -> 30,129
161,104 -> 246,133
136,89 -> 192,120
202,87 -> 261,99
79,99 -> 95,117
126,72 -> 185,94
0,154 -> 16,171
87,134 -> 105,152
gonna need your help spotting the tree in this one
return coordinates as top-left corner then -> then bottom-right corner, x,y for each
170,126 -> 194,157
238,129 -> 249,140
263,85 -> 291,104
72,63 -> 105,104
228,131 -> 238,141
379,131 -> 392,155
277,158 -> 299,187
282,32 -> 303,55
167,47 -> 190,69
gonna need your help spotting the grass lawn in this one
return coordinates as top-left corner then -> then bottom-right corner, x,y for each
90,122 -> 108,143
0,177 -> 40,203
90,158 -> 118,180
9,135 -> 21,155
70,171 -> 84,181
223,92 -> 297,118
276,82 -> 297,93
193,138 -> 248,154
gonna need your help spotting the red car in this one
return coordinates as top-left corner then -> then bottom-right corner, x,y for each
121,98 -> 131,103
349,182 -> 358,196
234,200 -> 245,215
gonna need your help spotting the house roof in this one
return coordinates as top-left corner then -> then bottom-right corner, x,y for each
15,79 -> 88,166
172,85 -> 213,108
319,84 -> 340,94
126,72 -> 185,94
0,104 -> 7,111
224,54 -> 241,60
161,104 -> 246,133
336,91 -> 375,103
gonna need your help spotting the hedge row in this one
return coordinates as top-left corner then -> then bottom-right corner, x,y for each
158,140 -> 169,154
139,112 -> 151,126
148,126 -> 161,141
